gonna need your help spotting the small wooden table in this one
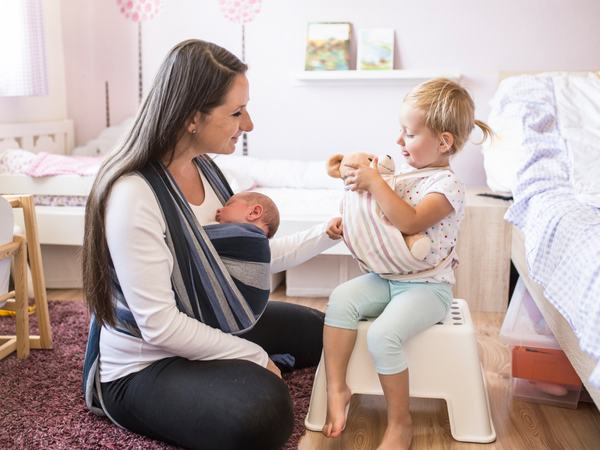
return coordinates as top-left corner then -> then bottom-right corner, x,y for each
453,187 -> 512,312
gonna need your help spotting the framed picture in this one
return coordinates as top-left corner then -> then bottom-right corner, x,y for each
357,28 -> 394,70
305,22 -> 351,71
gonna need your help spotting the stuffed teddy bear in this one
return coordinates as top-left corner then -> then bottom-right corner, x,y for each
327,152 -> 432,261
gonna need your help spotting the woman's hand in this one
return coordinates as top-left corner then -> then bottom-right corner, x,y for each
343,157 -> 384,192
326,217 -> 343,239
266,358 -> 282,378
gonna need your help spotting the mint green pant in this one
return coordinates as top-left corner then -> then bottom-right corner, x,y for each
324,273 -> 452,374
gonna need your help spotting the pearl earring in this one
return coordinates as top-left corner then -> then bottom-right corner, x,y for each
191,129 -> 197,134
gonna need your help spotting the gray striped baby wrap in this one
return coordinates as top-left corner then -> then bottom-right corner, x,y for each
83,156 -> 271,417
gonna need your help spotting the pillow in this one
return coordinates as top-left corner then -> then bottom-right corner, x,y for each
220,168 -> 256,193
481,116 -> 524,194
553,73 -> 600,208
71,118 -> 133,156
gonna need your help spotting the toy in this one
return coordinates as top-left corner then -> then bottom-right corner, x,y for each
327,152 -> 431,261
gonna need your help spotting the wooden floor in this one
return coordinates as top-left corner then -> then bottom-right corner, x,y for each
49,286 -> 600,450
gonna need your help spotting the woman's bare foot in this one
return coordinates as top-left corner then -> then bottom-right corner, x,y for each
376,420 -> 413,450
322,386 -> 352,438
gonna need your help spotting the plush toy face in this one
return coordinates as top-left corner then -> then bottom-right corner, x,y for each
327,152 -> 395,179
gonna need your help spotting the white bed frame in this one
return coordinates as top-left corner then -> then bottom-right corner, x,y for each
0,120 -> 89,246
0,118 -> 92,197
0,120 -> 74,154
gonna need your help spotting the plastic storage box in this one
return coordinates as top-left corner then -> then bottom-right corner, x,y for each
499,278 -> 582,408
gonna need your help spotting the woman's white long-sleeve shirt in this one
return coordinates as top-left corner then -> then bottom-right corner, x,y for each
99,173 -> 337,382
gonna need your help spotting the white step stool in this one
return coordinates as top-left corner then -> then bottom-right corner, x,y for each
305,298 -> 496,443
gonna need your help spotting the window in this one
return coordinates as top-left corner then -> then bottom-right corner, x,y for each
0,0 -> 48,97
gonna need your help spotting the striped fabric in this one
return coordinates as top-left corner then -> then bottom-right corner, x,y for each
342,167 -> 455,280
83,155 -> 271,416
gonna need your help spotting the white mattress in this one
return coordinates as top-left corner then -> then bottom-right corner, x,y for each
0,173 -> 93,196
0,145 -> 351,253
254,187 -> 349,255
12,205 -> 85,246
11,187 -> 351,254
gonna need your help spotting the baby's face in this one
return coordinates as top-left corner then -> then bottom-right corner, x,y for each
215,197 -> 252,224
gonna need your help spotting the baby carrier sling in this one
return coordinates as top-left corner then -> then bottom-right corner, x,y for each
83,155 -> 271,417
342,166 -> 457,280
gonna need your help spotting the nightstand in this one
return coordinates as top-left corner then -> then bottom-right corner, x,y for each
453,187 -> 512,312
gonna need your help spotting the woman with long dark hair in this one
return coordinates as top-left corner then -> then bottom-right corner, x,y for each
82,39 -> 341,450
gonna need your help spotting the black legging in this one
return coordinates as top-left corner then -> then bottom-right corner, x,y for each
100,301 -> 324,450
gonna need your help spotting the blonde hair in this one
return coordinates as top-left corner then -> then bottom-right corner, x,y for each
235,191 -> 280,239
404,78 -> 493,154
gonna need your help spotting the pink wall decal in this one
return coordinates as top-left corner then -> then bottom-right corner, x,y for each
219,0 -> 262,24
116,0 -> 160,22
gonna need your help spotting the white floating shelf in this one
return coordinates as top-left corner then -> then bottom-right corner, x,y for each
293,70 -> 461,83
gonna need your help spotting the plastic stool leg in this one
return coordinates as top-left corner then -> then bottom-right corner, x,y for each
445,365 -> 496,443
305,353 -> 328,431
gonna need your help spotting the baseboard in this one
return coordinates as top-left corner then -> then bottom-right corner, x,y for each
285,286 -> 333,297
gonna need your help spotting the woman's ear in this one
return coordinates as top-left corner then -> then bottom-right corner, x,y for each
327,154 -> 344,178
439,132 -> 454,153
187,111 -> 203,135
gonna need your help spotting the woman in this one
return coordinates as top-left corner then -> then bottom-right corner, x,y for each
82,39 -> 341,450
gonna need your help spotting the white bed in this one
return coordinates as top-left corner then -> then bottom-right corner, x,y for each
0,120 -> 91,245
482,72 -> 600,408
0,120 -> 91,198
0,121 -> 349,289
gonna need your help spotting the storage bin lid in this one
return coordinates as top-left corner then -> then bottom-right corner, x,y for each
499,278 -> 560,349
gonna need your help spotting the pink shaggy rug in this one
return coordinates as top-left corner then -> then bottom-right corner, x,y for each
0,300 -> 316,449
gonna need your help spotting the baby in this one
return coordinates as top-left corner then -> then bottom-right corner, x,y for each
215,191 -> 280,238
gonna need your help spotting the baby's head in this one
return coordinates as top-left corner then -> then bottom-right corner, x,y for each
216,191 -> 280,239
400,78 -> 492,167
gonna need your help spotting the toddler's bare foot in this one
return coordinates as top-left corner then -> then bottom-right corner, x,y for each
377,420 -> 413,450
322,386 -> 352,438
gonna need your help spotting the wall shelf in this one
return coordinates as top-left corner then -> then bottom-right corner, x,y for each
292,70 -> 461,84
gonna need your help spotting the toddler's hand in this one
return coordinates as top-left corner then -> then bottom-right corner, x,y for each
326,217 -> 343,240
343,157 -> 383,192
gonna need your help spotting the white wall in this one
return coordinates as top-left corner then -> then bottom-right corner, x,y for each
60,0 -> 138,146
8,1 -> 597,185
142,0 -> 600,185
0,0 -> 67,123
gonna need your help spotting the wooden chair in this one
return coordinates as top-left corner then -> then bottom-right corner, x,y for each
0,195 -> 53,360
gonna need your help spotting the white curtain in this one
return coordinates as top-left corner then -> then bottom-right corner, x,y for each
0,0 -> 48,97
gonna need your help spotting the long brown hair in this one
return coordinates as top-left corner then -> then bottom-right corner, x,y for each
83,40 -> 247,327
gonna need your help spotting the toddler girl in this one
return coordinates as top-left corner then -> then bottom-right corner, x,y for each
322,78 -> 492,450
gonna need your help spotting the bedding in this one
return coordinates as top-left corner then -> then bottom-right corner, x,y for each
0,149 -> 96,206
482,72 -> 600,206
553,74 -> 600,208
0,149 -> 103,177
501,74 -> 600,389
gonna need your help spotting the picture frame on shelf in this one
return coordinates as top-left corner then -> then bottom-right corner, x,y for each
304,22 -> 352,71
357,28 -> 394,71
